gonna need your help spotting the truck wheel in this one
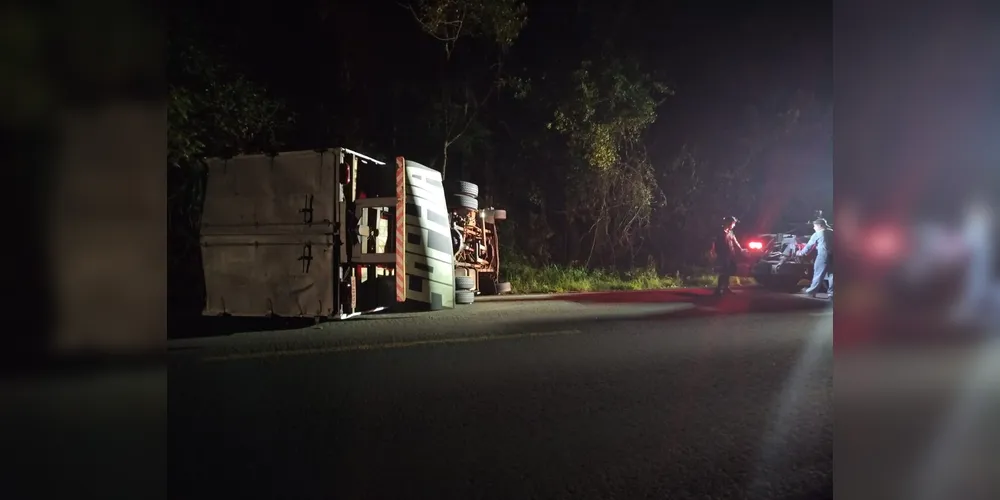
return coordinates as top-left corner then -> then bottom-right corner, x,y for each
495,281 -> 512,294
448,180 -> 479,199
451,194 -> 478,211
486,209 -> 506,222
455,275 -> 475,291
456,289 -> 475,305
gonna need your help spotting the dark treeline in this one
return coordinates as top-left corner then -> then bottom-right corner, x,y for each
168,0 -> 832,306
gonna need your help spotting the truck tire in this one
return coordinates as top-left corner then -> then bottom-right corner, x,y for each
451,194 -> 478,211
448,180 -> 479,199
455,275 -> 475,291
486,209 -> 506,222
456,289 -> 475,305
495,281 -> 512,294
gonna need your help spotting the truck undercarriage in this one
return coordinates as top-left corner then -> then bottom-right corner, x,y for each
447,180 -> 511,304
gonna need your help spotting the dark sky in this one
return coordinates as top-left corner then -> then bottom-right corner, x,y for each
176,0 -> 830,109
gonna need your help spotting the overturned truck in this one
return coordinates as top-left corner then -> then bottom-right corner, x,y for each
199,148 -> 506,319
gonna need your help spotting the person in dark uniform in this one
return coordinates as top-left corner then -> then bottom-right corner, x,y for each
714,216 -> 744,296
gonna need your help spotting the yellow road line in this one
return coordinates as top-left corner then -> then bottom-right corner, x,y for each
201,329 -> 583,363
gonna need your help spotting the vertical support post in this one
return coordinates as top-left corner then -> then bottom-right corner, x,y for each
349,154 -> 359,313
333,149 -> 344,316
395,157 -> 407,303
365,205 -> 377,308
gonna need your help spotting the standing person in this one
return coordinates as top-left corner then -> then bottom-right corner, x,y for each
797,218 -> 834,298
714,216 -> 743,296
950,200 -> 995,325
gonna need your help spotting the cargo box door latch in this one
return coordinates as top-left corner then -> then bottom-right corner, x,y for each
300,195 -> 315,225
299,243 -> 313,273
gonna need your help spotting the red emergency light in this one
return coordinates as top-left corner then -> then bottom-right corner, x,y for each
748,241 -> 763,250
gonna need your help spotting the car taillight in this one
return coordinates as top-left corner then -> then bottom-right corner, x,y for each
748,241 -> 763,250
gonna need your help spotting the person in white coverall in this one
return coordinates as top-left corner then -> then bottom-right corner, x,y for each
797,218 -> 834,298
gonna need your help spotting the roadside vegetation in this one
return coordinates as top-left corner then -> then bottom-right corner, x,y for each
502,254 -> 755,294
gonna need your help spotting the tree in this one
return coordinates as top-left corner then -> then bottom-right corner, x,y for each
168,38 -> 294,167
406,0 -> 528,61
549,57 -> 672,267
405,0 -> 528,179
167,36 -> 294,239
167,35 -> 294,311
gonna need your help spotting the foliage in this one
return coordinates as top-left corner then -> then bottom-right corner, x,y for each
503,257 -> 754,294
422,82 -> 493,178
657,144 -> 705,219
496,74 -> 531,100
167,36 -> 296,310
406,0 -> 529,179
407,0 -> 528,59
426,91 -> 494,166
167,38 -> 294,168
167,36 -> 295,233
548,57 -> 673,266
551,59 -> 671,172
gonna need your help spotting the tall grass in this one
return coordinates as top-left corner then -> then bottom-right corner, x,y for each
501,259 -> 754,294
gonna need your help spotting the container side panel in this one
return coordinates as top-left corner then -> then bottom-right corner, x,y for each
201,234 -> 335,317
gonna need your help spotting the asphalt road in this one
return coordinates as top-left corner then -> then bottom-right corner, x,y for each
169,289 -> 833,500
